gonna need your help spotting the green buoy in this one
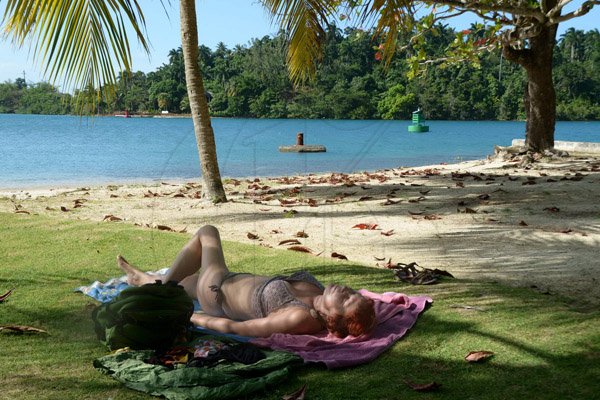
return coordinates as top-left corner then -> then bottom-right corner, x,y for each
408,108 -> 429,132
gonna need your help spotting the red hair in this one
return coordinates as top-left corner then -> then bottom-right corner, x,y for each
324,297 -> 376,338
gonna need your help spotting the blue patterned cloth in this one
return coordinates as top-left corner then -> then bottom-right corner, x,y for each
75,269 -> 250,342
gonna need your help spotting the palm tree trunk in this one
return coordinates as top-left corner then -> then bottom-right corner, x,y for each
179,0 -> 227,203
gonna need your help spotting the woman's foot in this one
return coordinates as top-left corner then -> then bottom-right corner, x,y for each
117,255 -> 157,286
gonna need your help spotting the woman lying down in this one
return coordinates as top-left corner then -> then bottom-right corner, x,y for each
118,225 -> 376,338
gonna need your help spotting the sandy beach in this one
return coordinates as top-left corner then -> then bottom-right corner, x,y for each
2,149 -> 599,308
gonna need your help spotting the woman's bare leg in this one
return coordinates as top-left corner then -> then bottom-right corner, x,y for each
117,255 -> 200,298
117,255 -> 160,286
118,225 -> 228,315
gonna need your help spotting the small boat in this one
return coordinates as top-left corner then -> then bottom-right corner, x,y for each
114,110 -> 131,118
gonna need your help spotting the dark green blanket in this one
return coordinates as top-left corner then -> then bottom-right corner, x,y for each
94,348 -> 301,400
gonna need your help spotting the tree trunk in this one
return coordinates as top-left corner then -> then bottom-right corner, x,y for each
180,0 -> 227,203
523,23 -> 558,152
503,23 -> 559,152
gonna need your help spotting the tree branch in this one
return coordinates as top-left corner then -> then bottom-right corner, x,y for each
547,0 -> 600,23
424,0 -> 546,22
502,42 -> 532,66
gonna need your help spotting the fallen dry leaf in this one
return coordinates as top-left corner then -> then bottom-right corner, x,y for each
60,206 -> 69,212
404,380 -> 441,392
373,256 -> 386,261
352,223 -> 379,230
331,252 -> 348,260
155,225 -> 175,232
465,350 -> 494,363
381,230 -> 395,236
295,231 -> 309,238
287,246 -> 313,254
382,199 -> 401,206
247,232 -> 259,240
358,196 -> 373,201
14,210 -> 30,214
271,229 -> 282,234
103,214 -> 123,222
279,239 -> 302,246
0,325 -> 48,334
0,288 -> 15,303
282,383 -> 307,400
519,220 -> 528,226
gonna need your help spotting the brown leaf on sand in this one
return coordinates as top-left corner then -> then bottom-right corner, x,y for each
279,239 -> 301,246
0,325 -> 48,334
295,231 -> 309,238
14,210 -> 30,214
519,220 -> 528,226
103,214 -> 123,222
247,232 -> 259,240
465,350 -> 494,363
358,196 -> 373,201
382,199 -> 401,206
381,229 -> 395,236
374,256 -> 386,261
288,246 -> 313,254
282,383 -> 307,400
279,199 -> 297,206
404,380 -> 441,392
423,214 -> 442,220
60,206 -> 70,212
352,223 -> 379,230
156,225 -> 175,232
331,252 -> 348,260
0,288 -> 15,303
271,229 -> 282,234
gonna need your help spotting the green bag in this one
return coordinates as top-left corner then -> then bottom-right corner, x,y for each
92,281 -> 195,351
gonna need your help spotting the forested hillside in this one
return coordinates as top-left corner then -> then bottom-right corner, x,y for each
1,26 -> 598,120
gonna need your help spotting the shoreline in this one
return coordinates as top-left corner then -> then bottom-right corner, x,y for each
2,152 -> 599,308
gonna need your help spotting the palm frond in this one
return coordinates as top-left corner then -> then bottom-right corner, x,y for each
261,0 -> 337,83
1,0 -> 149,101
356,0 -> 415,67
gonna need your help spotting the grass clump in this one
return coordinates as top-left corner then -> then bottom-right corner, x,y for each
1,212 -> 598,400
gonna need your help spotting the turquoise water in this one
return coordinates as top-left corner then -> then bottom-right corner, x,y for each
1,114 -> 599,188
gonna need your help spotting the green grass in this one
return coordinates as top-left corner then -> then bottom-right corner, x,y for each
1,212 -> 599,400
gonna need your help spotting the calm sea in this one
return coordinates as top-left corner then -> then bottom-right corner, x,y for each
1,114 -> 599,188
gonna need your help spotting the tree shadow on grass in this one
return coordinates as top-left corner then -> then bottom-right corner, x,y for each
251,311 -> 600,400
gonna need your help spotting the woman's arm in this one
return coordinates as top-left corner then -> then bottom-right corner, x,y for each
190,308 -> 323,337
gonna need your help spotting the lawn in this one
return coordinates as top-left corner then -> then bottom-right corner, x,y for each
1,212 -> 598,400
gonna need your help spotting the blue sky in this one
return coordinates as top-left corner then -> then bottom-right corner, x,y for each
1,0 -> 598,85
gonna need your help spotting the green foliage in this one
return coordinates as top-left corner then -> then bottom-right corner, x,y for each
1,28 -> 599,120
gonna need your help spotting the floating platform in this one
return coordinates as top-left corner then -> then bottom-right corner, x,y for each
279,145 -> 327,153
408,124 -> 429,133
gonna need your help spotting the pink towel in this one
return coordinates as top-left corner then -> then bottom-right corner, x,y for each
250,290 -> 432,369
